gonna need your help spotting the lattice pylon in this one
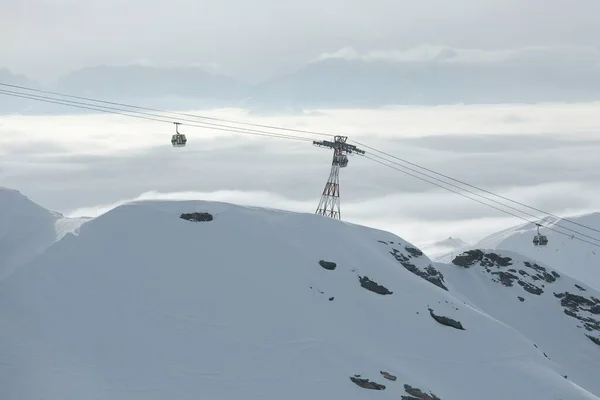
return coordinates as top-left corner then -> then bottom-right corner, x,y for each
315,153 -> 342,219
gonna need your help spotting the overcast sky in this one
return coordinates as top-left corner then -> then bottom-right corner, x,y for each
2,0 -> 600,82
2,102 -> 600,252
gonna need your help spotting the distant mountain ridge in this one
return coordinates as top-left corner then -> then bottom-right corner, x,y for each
3,44 -> 600,113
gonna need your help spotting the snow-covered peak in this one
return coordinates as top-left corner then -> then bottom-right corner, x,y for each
439,248 -> 600,394
473,213 -> 600,290
0,186 -> 87,281
420,236 -> 470,258
0,199 -> 597,400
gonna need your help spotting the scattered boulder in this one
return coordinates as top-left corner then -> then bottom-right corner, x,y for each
180,212 -> 213,222
359,276 -> 393,295
402,384 -> 442,400
350,376 -> 385,390
380,370 -> 397,381
518,296 -> 525,302
329,297 -> 334,301
318,260 -> 337,270
428,308 -> 465,330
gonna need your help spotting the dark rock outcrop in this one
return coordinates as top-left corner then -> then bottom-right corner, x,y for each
318,260 -> 337,270
180,212 -> 213,222
402,384 -> 442,400
350,376 -> 386,390
405,246 -> 423,257
390,249 -> 448,291
452,250 -> 512,268
554,292 -> 600,333
359,276 -> 393,295
587,335 -> 600,346
380,370 -> 397,381
453,250 -> 556,296
428,308 -> 465,330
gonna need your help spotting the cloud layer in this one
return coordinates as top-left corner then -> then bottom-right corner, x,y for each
2,102 -> 600,247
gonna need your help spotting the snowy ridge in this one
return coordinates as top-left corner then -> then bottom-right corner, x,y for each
420,236 -> 470,259
439,248 -> 600,395
0,198 -> 598,400
470,214 -> 600,290
0,187 -> 87,281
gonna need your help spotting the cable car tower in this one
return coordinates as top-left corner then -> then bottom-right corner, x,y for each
313,135 -> 365,220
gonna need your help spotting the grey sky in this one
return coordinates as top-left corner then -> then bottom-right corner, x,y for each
2,0 -> 600,82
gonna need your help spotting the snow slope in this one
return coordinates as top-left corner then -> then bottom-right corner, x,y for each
473,214 -> 600,290
0,187 -> 87,281
439,249 -> 600,395
0,199 -> 598,400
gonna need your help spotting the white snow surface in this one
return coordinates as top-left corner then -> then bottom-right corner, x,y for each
0,197 -> 599,399
438,248 -> 600,396
0,187 -> 87,281
468,214 -> 600,291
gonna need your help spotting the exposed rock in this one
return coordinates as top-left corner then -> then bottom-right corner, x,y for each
452,250 -> 512,268
378,240 -> 388,245
523,261 -> 558,283
575,284 -> 587,292
587,335 -> 600,346
401,384 -> 442,400
180,212 -> 213,222
554,292 -> 600,333
405,246 -> 423,257
318,260 -> 337,270
359,276 -> 393,295
390,249 -> 448,291
518,280 -> 543,295
380,370 -> 397,381
518,296 -> 525,302
492,271 -> 519,287
350,377 -> 385,390
454,250 -> 552,296
428,308 -> 465,330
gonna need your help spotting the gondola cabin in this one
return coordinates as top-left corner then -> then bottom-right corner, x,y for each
171,122 -> 187,147
533,224 -> 548,246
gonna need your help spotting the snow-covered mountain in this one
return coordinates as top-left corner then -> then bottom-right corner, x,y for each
439,249 -> 600,394
469,214 -> 600,291
0,187 -> 87,281
1,193 -> 599,400
420,236 -> 470,258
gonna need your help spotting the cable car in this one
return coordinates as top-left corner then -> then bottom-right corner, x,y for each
533,223 -> 548,246
171,122 -> 187,147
